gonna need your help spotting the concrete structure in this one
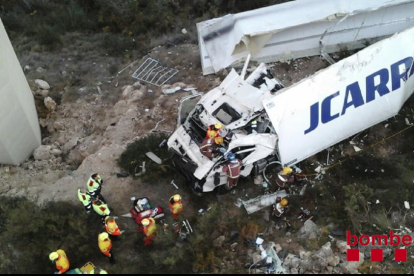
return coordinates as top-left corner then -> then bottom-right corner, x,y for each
0,18 -> 41,165
197,0 -> 414,75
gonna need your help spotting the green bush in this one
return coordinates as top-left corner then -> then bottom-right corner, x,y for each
34,24 -> 62,49
117,132 -> 179,183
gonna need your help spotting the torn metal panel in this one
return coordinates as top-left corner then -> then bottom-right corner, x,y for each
263,25 -> 414,167
132,58 -> 178,86
198,0 -> 414,75
242,190 -> 287,215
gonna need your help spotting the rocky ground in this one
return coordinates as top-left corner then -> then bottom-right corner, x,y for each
3,32 -> 414,274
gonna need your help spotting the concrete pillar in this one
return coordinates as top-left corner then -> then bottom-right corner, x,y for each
0,18 -> 41,165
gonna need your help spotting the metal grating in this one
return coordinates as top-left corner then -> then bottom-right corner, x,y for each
132,58 -> 179,87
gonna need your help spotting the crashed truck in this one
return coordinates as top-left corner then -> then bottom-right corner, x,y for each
167,25 -> 414,196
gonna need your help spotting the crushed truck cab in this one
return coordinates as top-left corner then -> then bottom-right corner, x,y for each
168,63 -> 284,194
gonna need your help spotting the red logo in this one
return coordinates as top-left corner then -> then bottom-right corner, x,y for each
346,231 -> 408,262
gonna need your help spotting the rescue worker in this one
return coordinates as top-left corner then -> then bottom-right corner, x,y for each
104,216 -> 125,236
272,197 -> 289,218
92,198 -> 111,223
222,153 -> 243,190
90,266 -> 109,274
98,232 -> 116,264
77,188 -> 92,214
141,218 -> 157,246
199,137 -> 216,159
87,173 -> 105,202
169,194 -> 183,219
49,249 -> 70,274
275,167 -> 295,193
206,123 -> 223,140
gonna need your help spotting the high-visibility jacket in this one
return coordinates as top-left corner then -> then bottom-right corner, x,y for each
55,249 -> 70,274
77,189 -> 92,207
143,218 -> 157,237
105,217 -> 123,236
86,174 -> 102,195
206,125 -> 221,139
98,237 -> 112,257
169,199 -> 183,219
93,201 -> 110,217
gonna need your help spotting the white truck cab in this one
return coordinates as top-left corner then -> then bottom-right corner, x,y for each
168,63 -> 284,195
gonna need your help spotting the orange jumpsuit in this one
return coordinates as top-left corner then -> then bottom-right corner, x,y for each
143,218 -> 157,246
105,217 -> 123,236
98,236 -> 112,257
169,199 -> 183,219
54,249 -> 70,274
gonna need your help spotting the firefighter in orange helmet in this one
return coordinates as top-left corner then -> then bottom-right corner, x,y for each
169,194 -> 183,219
141,218 -> 157,246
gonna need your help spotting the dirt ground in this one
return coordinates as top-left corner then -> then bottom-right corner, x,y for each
3,31 -> 414,273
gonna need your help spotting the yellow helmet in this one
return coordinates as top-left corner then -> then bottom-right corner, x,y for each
49,252 -> 59,261
141,218 -> 150,226
215,123 -> 223,129
173,194 -> 181,202
281,167 -> 293,175
99,232 -> 109,241
280,198 -> 288,207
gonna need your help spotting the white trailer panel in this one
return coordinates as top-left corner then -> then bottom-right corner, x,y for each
198,0 -> 414,75
264,26 -> 414,166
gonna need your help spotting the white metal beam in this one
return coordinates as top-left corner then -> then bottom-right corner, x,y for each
197,0 -> 414,75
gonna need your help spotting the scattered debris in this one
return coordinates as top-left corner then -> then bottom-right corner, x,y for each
405,201 -> 410,210
353,146 -> 362,152
158,139 -> 167,147
171,180 -> 179,190
132,58 -> 178,87
163,86 -> 181,94
242,190 -> 287,214
135,161 -> 146,176
116,171 -> 129,178
145,152 -> 162,164
150,119 -> 166,132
